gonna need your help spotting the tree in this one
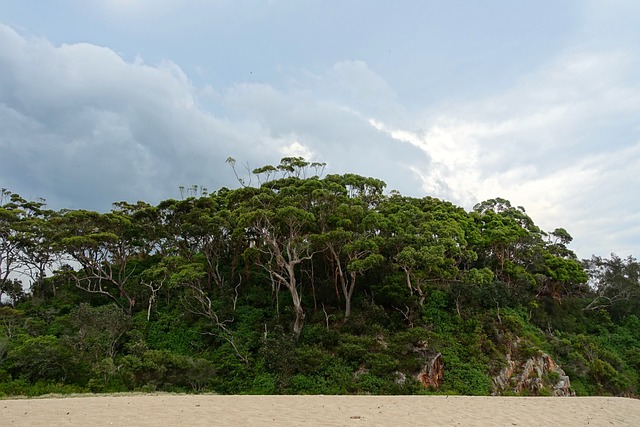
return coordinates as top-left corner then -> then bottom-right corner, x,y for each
532,250 -> 587,301
18,208 -> 60,299
472,199 -> 542,292
316,191 -> 384,322
382,196 -> 473,307
546,227 -> 577,259
58,209 -> 142,315
69,303 -> 131,363
163,256 -> 248,363
239,177 -> 321,339
0,190 -> 56,303
1,189 -> 25,303
245,206 -> 316,339
6,335 -> 78,383
179,195 -> 237,291
584,254 -> 640,315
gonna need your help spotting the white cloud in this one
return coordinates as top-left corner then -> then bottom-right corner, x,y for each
371,50 -> 640,258
222,78 -> 428,191
279,141 -> 313,159
1,16 -> 638,259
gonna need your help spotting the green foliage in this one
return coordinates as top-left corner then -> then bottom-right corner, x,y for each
249,373 -> 278,394
354,373 -> 388,394
0,176 -> 637,397
365,353 -> 398,378
336,338 -> 371,368
422,289 -> 452,330
141,310 -> 205,354
117,350 -> 216,392
69,303 -> 131,361
5,335 -> 83,384
440,361 -> 492,396
0,379 -> 87,397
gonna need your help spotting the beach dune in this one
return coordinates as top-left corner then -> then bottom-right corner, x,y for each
2,395 -> 639,426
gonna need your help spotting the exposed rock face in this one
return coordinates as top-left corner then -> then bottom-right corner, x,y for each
394,371 -> 407,385
412,341 -> 444,389
493,351 -> 574,396
417,352 -> 444,389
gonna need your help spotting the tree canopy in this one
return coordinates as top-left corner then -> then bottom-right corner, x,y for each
0,161 -> 638,397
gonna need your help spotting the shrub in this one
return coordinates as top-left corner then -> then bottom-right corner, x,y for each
366,353 -> 398,378
249,373 -> 278,394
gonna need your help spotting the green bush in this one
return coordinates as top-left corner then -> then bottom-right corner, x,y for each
441,362 -> 491,395
366,353 -> 398,378
117,350 -> 216,392
355,373 -> 387,394
249,373 -> 278,394
336,342 -> 368,368
142,311 -> 204,354
0,379 -> 87,397
6,335 -> 84,384
295,345 -> 330,374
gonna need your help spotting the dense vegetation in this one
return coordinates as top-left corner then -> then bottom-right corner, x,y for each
1,157 -> 638,397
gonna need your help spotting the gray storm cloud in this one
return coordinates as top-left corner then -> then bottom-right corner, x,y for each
0,24 -> 429,212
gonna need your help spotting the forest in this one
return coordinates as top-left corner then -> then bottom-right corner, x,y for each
1,157 -> 639,397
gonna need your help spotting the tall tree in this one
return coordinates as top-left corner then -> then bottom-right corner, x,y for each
156,195 -> 237,291
315,181 -> 384,321
58,209 -> 142,315
0,190 -> 50,303
239,177 -> 322,339
584,254 -> 640,316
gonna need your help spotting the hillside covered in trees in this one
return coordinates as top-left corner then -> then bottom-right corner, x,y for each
1,158 -> 639,397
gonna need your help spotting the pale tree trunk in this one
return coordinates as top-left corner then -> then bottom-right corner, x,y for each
285,262 -> 306,339
344,271 -> 357,321
261,234 -> 312,340
329,246 -> 354,323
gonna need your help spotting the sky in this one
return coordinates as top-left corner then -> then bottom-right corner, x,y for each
1,0 -> 639,259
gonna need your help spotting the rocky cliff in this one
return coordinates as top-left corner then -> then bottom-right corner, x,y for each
492,350 -> 574,396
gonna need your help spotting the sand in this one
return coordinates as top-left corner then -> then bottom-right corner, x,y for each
1,394 -> 639,426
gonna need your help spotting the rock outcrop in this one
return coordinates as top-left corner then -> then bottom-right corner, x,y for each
411,341 -> 444,389
417,352 -> 444,389
493,350 -> 574,396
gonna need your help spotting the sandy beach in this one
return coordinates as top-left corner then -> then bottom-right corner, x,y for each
1,394 -> 639,426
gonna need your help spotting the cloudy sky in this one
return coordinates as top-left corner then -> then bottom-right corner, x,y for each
1,1 -> 639,259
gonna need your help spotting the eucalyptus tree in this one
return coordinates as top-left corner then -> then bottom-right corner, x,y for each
239,176 -> 323,339
545,228 -> 577,259
378,196 -> 473,307
533,250 -> 588,301
473,198 -> 588,306
228,156 -> 326,188
17,207 -> 60,298
339,173 -> 386,208
160,255 -> 249,363
0,191 -> 27,302
471,198 -> 549,306
314,175 -> 385,322
584,254 -> 640,316
0,189 -> 53,302
58,208 -> 144,315
472,198 -> 534,277
156,194 -> 238,292
524,227 -> 587,301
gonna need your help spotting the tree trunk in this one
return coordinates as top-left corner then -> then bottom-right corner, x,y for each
290,285 -> 305,339
344,295 -> 351,322
292,304 -> 305,340
343,271 -> 357,323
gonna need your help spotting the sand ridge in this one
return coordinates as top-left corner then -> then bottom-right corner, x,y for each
2,394 -> 639,426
